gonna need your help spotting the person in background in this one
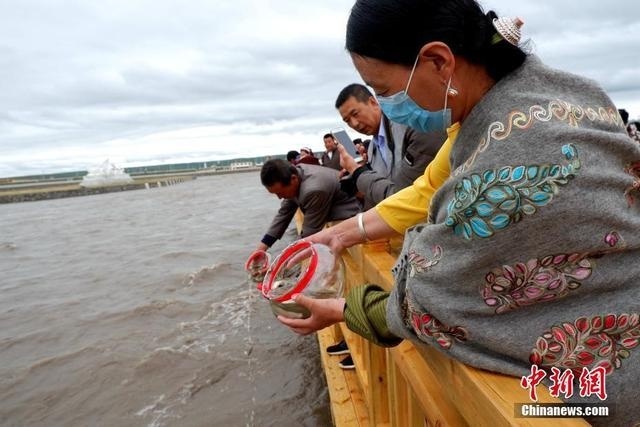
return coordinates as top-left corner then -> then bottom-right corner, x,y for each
619,108 -> 629,127
352,138 -> 369,164
320,133 -> 342,171
619,108 -> 640,143
296,147 -> 320,165
359,139 -> 370,163
628,121 -> 640,144
352,137 -> 363,151
335,83 -> 447,210
277,0 -> 640,424
286,150 -> 300,164
255,159 -> 359,252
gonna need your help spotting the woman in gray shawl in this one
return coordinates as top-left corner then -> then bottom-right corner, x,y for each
278,0 -> 640,424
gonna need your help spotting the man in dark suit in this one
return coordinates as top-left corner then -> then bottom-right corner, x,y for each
335,83 -> 447,210
256,159 -> 360,251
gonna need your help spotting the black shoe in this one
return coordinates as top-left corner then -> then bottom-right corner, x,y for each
326,340 -> 350,355
338,355 -> 355,370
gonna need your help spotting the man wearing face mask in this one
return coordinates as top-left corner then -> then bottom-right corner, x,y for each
335,83 -> 446,210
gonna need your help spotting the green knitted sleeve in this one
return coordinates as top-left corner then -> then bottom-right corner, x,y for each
343,284 -> 402,347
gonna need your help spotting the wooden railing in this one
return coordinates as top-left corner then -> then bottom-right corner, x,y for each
318,236 -> 589,427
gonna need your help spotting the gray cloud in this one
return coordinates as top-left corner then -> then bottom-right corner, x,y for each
1,0 -> 638,177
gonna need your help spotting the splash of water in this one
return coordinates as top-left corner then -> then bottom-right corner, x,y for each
245,276 -> 257,427
80,159 -> 134,188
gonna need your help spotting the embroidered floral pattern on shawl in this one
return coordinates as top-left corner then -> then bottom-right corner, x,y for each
454,101 -> 621,176
407,246 -> 442,277
481,231 -> 628,314
445,144 -> 581,240
530,314 -> 640,375
623,160 -> 640,206
408,305 -> 468,350
481,253 -> 592,314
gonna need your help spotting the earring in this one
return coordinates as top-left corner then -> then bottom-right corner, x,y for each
444,76 -> 458,97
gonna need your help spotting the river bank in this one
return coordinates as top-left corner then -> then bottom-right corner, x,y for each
0,168 -> 260,204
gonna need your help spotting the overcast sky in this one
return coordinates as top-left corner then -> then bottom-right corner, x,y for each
1,0 -> 639,177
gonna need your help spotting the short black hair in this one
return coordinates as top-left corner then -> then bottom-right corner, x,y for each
323,133 -> 335,140
286,150 -> 300,162
260,159 -> 298,187
335,83 -> 374,109
619,109 -> 629,125
346,0 -> 526,82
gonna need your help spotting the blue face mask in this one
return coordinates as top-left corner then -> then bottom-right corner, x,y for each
376,55 -> 452,133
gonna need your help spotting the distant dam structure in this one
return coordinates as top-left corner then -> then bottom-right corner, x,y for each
229,161 -> 255,170
0,155 -> 272,203
80,160 -> 134,188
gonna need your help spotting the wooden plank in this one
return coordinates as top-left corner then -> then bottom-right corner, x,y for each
343,367 -> 372,427
341,250 -> 363,293
408,393 -> 425,427
366,342 -> 390,425
389,342 -> 468,426
340,325 -> 369,395
386,357 -> 403,427
361,251 -> 396,292
317,327 -> 369,426
458,363 -> 591,426
410,343 -> 589,426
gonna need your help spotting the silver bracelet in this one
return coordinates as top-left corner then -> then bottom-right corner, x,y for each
357,212 -> 369,241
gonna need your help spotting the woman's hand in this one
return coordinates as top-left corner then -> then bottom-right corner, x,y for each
277,294 -> 346,335
302,226 -> 347,254
304,208 -> 396,253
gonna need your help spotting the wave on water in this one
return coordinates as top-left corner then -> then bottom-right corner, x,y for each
89,299 -> 196,324
0,242 -> 17,251
147,287 -> 257,355
133,288 -> 259,427
159,251 -> 198,260
181,263 -> 230,288
133,351 -> 241,427
131,299 -> 193,318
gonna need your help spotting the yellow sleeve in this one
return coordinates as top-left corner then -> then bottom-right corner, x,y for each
375,124 -> 457,234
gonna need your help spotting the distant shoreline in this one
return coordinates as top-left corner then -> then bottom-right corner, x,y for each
0,167 -> 260,204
